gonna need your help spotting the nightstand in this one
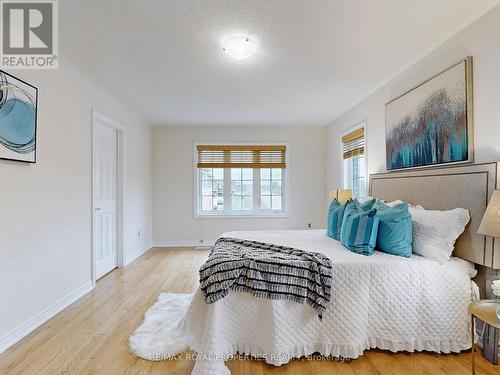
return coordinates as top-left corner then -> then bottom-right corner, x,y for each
469,300 -> 500,375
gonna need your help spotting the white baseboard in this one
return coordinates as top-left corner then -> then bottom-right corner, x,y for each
125,242 -> 153,265
152,240 -> 216,248
0,280 -> 94,353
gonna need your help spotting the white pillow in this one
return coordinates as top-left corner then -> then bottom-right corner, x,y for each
386,200 -> 425,210
408,207 -> 470,262
385,199 -> 405,207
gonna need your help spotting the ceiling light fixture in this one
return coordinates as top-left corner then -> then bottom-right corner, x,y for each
221,34 -> 259,60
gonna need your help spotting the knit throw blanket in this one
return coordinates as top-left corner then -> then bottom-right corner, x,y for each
199,237 -> 333,318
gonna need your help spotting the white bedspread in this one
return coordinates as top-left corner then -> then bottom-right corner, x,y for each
183,230 -> 478,375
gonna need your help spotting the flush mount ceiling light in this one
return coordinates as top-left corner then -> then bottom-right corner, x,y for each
221,35 -> 259,59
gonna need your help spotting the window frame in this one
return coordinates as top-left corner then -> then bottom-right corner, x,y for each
193,142 -> 290,218
340,121 -> 368,199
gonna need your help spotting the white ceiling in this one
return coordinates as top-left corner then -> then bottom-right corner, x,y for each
60,0 -> 499,126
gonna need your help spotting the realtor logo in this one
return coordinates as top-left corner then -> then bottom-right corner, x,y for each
1,0 -> 58,69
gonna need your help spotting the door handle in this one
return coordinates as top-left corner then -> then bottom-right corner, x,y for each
95,207 -> 101,211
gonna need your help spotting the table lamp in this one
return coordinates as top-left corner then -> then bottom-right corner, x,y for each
478,190 -> 500,318
478,190 -> 500,238
329,189 -> 352,204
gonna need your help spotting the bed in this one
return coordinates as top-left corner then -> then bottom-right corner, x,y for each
182,162 -> 499,375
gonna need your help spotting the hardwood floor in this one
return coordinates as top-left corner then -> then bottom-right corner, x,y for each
0,247 -> 497,375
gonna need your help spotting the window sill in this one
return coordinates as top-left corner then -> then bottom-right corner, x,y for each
195,212 -> 289,219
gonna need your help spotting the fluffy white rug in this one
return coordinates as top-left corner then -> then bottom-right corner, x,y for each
129,292 -> 193,361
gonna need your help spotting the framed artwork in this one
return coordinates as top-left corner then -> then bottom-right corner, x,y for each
385,57 -> 473,171
0,71 -> 38,163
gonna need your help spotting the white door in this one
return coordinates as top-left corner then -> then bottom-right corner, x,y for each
93,122 -> 118,279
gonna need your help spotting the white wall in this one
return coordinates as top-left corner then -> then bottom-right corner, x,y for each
0,64 -> 152,350
153,125 -> 326,245
326,6 -> 500,191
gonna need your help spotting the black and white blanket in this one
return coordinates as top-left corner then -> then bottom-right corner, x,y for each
199,237 -> 333,318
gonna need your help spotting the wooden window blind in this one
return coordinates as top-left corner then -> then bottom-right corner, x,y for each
197,145 -> 286,169
342,128 -> 365,159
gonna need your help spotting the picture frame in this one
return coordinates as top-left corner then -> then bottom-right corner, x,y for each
385,57 -> 473,171
0,70 -> 38,163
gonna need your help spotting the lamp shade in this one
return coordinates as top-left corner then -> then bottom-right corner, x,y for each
478,190 -> 500,237
329,189 -> 352,204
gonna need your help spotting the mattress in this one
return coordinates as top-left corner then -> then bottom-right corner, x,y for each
183,230 -> 479,375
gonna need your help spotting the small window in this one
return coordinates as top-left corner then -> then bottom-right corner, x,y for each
260,168 -> 283,211
342,127 -> 366,198
200,168 -> 224,212
196,145 -> 286,216
231,168 -> 253,211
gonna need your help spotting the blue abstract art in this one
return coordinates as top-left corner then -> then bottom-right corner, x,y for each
0,71 -> 38,163
385,58 -> 473,171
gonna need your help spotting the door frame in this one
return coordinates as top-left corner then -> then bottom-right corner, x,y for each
91,110 -> 125,286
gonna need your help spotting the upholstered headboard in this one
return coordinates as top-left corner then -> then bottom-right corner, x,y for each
369,162 -> 499,269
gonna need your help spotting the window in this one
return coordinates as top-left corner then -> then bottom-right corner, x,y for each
200,168 -> 224,211
260,168 -> 283,211
196,145 -> 286,216
342,127 -> 366,198
231,168 -> 253,210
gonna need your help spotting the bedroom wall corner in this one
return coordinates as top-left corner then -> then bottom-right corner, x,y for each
326,5 -> 500,191
152,125 -> 327,245
0,63 -> 153,352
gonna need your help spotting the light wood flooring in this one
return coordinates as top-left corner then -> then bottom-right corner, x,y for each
0,247 -> 498,375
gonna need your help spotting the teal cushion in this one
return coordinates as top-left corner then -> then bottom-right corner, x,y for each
327,198 -> 351,240
372,201 -> 413,257
359,198 -> 377,211
340,201 -> 380,256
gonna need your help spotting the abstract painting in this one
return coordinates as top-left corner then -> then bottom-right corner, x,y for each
0,71 -> 38,163
385,57 -> 473,171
